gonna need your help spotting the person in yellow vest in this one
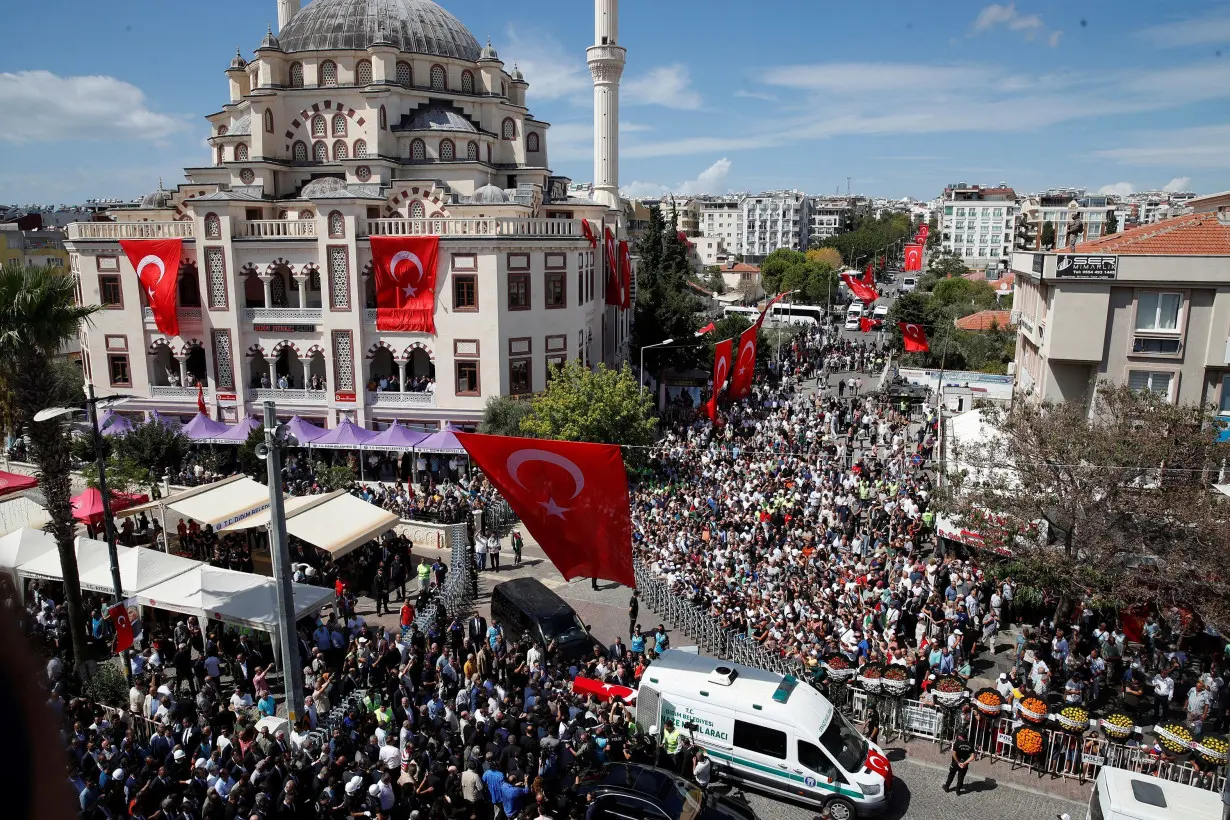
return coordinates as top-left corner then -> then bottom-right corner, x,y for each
416,558 -> 431,595
661,719 -> 682,771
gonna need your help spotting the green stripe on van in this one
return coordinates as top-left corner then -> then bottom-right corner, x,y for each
702,747 -> 864,800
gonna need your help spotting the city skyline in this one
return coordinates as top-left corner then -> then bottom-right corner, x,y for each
3,0 -> 1230,203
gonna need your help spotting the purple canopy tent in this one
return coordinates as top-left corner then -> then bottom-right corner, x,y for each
148,410 -> 183,432
363,423 -> 429,451
97,410 -> 134,437
212,416 -> 262,443
181,412 -> 231,441
416,423 -> 466,454
285,416 -> 327,445
313,419 -> 379,481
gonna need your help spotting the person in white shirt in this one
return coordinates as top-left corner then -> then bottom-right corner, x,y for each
230,688 -> 253,712
378,736 -> 400,770
1151,670 -> 1175,723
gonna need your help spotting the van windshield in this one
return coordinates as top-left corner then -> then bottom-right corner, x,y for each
542,613 -> 587,643
819,710 -> 868,773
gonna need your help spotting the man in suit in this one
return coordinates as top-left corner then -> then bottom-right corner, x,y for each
467,615 -> 487,647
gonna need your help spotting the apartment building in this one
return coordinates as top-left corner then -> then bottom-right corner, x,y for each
1018,191 -> 1116,249
699,196 -> 745,257
939,184 -> 1017,271
741,191 -> 809,262
1011,202 -> 1230,414
806,196 -> 865,242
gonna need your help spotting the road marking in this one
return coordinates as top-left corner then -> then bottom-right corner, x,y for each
895,757 -> 1087,807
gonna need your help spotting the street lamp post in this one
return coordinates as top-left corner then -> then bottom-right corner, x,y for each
639,338 -> 675,401
260,401 -> 303,723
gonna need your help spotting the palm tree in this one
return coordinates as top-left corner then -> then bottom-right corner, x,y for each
0,262 -> 99,671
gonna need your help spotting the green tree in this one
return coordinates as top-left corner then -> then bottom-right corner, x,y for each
319,464 -> 355,491
705,269 -> 726,295
631,206 -> 704,370
926,250 -> 970,280
237,427 -> 265,480
113,419 -> 188,476
819,212 -> 913,268
1041,220 -> 1056,250
479,395 -> 532,437
1104,210 -> 1118,235
930,277 -> 998,315
0,262 -> 98,671
86,455 -> 152,495
520,361 -> 657,464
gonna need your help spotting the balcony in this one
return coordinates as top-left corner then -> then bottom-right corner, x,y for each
247,388 -> 326,404
235,219 -> 317,239
361,217 -> 582,239
68,221 -> 194,240
367,390 -> 436,407
144,307 -> 202,330
243,307 -> 323,324
150,385 -> 202,400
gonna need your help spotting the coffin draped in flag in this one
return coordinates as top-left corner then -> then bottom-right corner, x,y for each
573,675 -> 637,703
904,244 -> 923,272
728,324 -> 759,401
370,236 -> 440,333
618,240 -> 632,309
898,321 -> 930,352
455,433 -> 634,587
119,239 -> 182,337
705,337 -> 733,421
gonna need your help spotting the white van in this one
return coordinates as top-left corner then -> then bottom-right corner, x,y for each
899,276 -> 918,294
844,302 -> 865,331
1087,768 -> 1221,820
635,651 -> 891,819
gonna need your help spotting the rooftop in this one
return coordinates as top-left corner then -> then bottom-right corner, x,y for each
955,309 -> 1014,332
1073,209 -> 1230,256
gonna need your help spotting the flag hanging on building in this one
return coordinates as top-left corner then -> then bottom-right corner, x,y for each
604,226 -> 621,307
618,240 -> 632,310
728,324 -> 759,401
370,236 -> 440,333
898,322 -> 930,352
196,384 -> 207,415
455,433 -> 634,587
119,238 -> 182,337
904,244 -> 923,271
705,337 -> 733,420
581,219 -> 598,248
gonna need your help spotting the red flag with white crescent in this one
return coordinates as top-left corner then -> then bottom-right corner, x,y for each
915,225 -> 929,244
573,675 -> 637,703
370,236 -> 440,333
694,322 -> 716,337
841,272 -> 878,305
618,240 -> 632,310
904,244 -> 923,272
581,219 -> 598,249
119,239 -> 181,337
604,226 -> 621,307
898,321 -> 930,352
705,337 -> 733,421
455,433 -> 634,587
728,325 -> 759,401
108,602 -> 134,653
862,265 -> 876,286
196,384 -> 207,415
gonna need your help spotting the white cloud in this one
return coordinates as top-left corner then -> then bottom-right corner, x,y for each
970,3 -> 1061,45
0,71 -> 185,143
504,25 -> 590,103
1097,182 -> 1135,197
624,65 -> 703,110
734,89 -> 777,102
621,180 -> 669,198
545,121 -> 592,162
1163,176 -> 1192,193
1138,10 -> 1230,48
762,63 -> 976,93
678,158 -> 732,195
1095,125 -> 1230,169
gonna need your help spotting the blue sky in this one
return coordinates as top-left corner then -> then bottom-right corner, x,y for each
3,0 -> 1230,204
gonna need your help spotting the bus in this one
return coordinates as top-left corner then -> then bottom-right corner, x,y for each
767,303 -> 825,327
722,305 -> 760,321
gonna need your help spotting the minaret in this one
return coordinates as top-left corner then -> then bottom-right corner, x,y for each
587,0 -> 626,212
277,0 -> 300,32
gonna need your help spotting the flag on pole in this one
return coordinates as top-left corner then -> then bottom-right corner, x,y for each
904,244 -> 923,272
196,384 -> 207,415
109,602 -> 134,653
705,337 -> 733,420
694,322 -> 716,337
119,239 -> 182,337
898,322 -> 930,352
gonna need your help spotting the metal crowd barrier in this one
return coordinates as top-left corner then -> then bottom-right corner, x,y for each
411,522 -> 474,632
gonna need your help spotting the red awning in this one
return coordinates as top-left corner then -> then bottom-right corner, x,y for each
69,487 -> 149,526
0,470 -> 37,499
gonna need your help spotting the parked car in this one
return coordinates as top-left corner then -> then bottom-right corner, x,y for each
573,763 -> 757,820
490,577 -> 597,662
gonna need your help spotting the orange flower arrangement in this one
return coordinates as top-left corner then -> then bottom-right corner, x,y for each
974,688 -> 1003,716
1019,697 -> 1048,723
1015,727 -> 1043,755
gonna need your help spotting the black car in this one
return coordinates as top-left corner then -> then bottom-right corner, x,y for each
490,577 -> 598,662
574,763 -> 757,820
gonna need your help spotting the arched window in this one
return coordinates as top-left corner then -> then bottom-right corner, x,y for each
526,132 -> 539,152
290,62 -> 304,88
328,211 -> 345,238
216,145 -> 225,165
430,64 -> 446,91
293,141 -> 308,161
439,139 -> 455,161
379,105 -> 387,130
332,114 -> 346,137
333,140 -> 348,160
235,143 -> 249,161
320,60 -> 337,86
312,115 -> 327,137
353,139 -> 367,158
410,200 -> 425,219
217,125 -> 228,136
263,109 -> 274,133
396,61 -> 411,86
313,141 -> 328,163
466,141 -> 478,161
204,213 -> 221,239
502,118 -> 516,140
410,139 -> 426,161
299,210 -> 314,220
356,60 -> 372,86
461,70 -> 474,93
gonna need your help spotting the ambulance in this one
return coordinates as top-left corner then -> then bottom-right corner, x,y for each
635,651 -> 892,819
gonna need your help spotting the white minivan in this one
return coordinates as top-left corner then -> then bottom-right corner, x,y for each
1086,768 -> 1221,820
844,302 -> 865,331
899,276 -> 918,293
635,651 -> 891,819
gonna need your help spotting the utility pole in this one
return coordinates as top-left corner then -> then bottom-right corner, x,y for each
85,382 -> 125,608
262,401 -> 302,723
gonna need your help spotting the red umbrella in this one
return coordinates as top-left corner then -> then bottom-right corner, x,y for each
0,470 -> 37,499
69,487 -> 149,526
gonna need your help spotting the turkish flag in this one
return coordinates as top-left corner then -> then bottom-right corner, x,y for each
119,239 -> 181,337
109,602 -> 134,653
916,225 -> 929,244
455,433 -> 634,587
728,325 -> 759,401
694,322 -> 716,337
859,317 -> 872,333
582,219 -> 598,248
898,321 -> 930,352
904,244 -> 923,272
841,272 -> 878,305
618,240 -> 632,309
573,675 -> 637,703
370,236 -> 440,333
711,337 -> 733,394
862,265 -> 876,286
604,226 -> 621,307
196,384 -> 207,415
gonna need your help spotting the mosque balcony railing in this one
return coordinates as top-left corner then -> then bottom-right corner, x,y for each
360,218 -> 583,239
149,386 -> 202,400
235,219 -> 317,239
144,307 -> 202,330
68,221 -> 194,241
247,388 -> 325,404
242,307 -> 324,324
367,390 -> 436,408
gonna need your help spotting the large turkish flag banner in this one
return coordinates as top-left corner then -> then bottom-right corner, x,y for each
618,240 -> 632,310
370,236 -> 439,333
904,244 -> 923,271
841,272 -> 878,304
119,239 -> 181,337
604,226 -> 621,307
456,433 -> 634,587
108,602 -> 134,653
898,321 -> 930,352
728,324 -> 759,401
705,337 -> 733,421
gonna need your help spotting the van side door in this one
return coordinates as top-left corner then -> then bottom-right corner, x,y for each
798,738 -> 850,796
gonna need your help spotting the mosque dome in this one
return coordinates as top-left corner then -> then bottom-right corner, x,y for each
300,176 -> 348,198
140,181 -> 174,209
278,0 -> 482,61
471,183 -> 507,205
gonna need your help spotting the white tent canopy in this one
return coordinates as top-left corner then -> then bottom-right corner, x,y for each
18,536 -> 116,583
0,496 -> 50,537
219,495 -> 317,532
137,565 -> 333,632
120,475 -> 272,530
284,492 -> 399,558
0,527 -> 57,572
74,538 -> 201,596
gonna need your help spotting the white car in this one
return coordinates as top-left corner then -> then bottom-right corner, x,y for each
872,304 -> 889,319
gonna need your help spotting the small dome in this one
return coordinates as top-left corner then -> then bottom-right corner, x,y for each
510,62 -> 524,82
401,105 -> 476,133
278,0 -> 481,60
479,36 -> 499,61
140,179 -> 174,209
258,25 -> 282,51
471,183 -> 507,204
230,48 -> 248,70
301,176 -> 348,198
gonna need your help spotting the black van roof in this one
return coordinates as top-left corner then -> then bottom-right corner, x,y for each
493,577 -> 573,617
